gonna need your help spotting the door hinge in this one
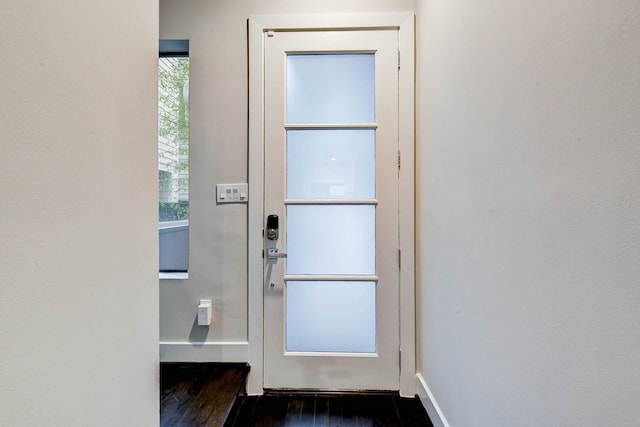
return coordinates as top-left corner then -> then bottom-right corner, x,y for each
397,150 -> 401,171
399,349 -> 402,370
398,51 -> 401,70
398,248 -> 402,269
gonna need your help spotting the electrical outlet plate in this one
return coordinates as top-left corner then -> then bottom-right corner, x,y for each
216,183 -> 248,204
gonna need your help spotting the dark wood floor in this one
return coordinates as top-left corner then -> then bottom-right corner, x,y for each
160,363 -> 433,427
161,363 -> 250,427
227,393 -> 434,427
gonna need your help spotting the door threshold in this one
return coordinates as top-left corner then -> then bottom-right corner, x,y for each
263,389 -> 399,396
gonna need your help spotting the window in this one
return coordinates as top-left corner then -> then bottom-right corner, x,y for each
159,40 -> 189,274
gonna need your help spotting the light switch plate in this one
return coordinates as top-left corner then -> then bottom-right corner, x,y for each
216,183 -> 248,204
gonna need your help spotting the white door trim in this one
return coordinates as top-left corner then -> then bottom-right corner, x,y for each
248,12 -> 415,396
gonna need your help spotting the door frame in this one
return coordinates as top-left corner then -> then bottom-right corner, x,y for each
247,12 -> 415,397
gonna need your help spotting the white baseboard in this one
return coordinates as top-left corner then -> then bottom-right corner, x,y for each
416,373 -> 451,427
160,341 -> 249,362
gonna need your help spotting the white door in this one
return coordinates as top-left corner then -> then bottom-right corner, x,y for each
263,29 -> 400,391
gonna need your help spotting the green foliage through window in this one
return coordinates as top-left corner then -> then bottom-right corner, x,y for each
158,57 -> 189,221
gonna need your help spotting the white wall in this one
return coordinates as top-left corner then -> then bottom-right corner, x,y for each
159,0 -> 416,360
0,1 -> 159,426
416,1 -> 640,426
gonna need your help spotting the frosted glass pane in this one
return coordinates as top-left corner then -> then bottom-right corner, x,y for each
287,130 -> 375,199
286,281 -> 376,353
287,205 -> 375,275
287,54 -> 374,124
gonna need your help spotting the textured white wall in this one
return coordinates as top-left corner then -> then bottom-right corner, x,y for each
159,0 -> 416,358
0,1 -> 159,426
417,0 -> 640,426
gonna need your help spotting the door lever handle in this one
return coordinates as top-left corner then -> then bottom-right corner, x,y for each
267,248 -> 287,259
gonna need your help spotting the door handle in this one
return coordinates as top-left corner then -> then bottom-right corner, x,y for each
267,248 -> 287,259
265,215 -> 286,261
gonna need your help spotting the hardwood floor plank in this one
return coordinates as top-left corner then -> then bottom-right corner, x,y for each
326,395 -> 352,427
285,394 -> 303,420
314,396 -> 330,426
363,395 -> 402,427
285,395 -> 315,426
248,395 -> 289,426
160,363 -> 249,427
393,395 -> 434,427
338,395 -> 370,427
227,396 -> 259,427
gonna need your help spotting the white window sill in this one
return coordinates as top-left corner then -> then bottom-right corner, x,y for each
159,272 -> 189,280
